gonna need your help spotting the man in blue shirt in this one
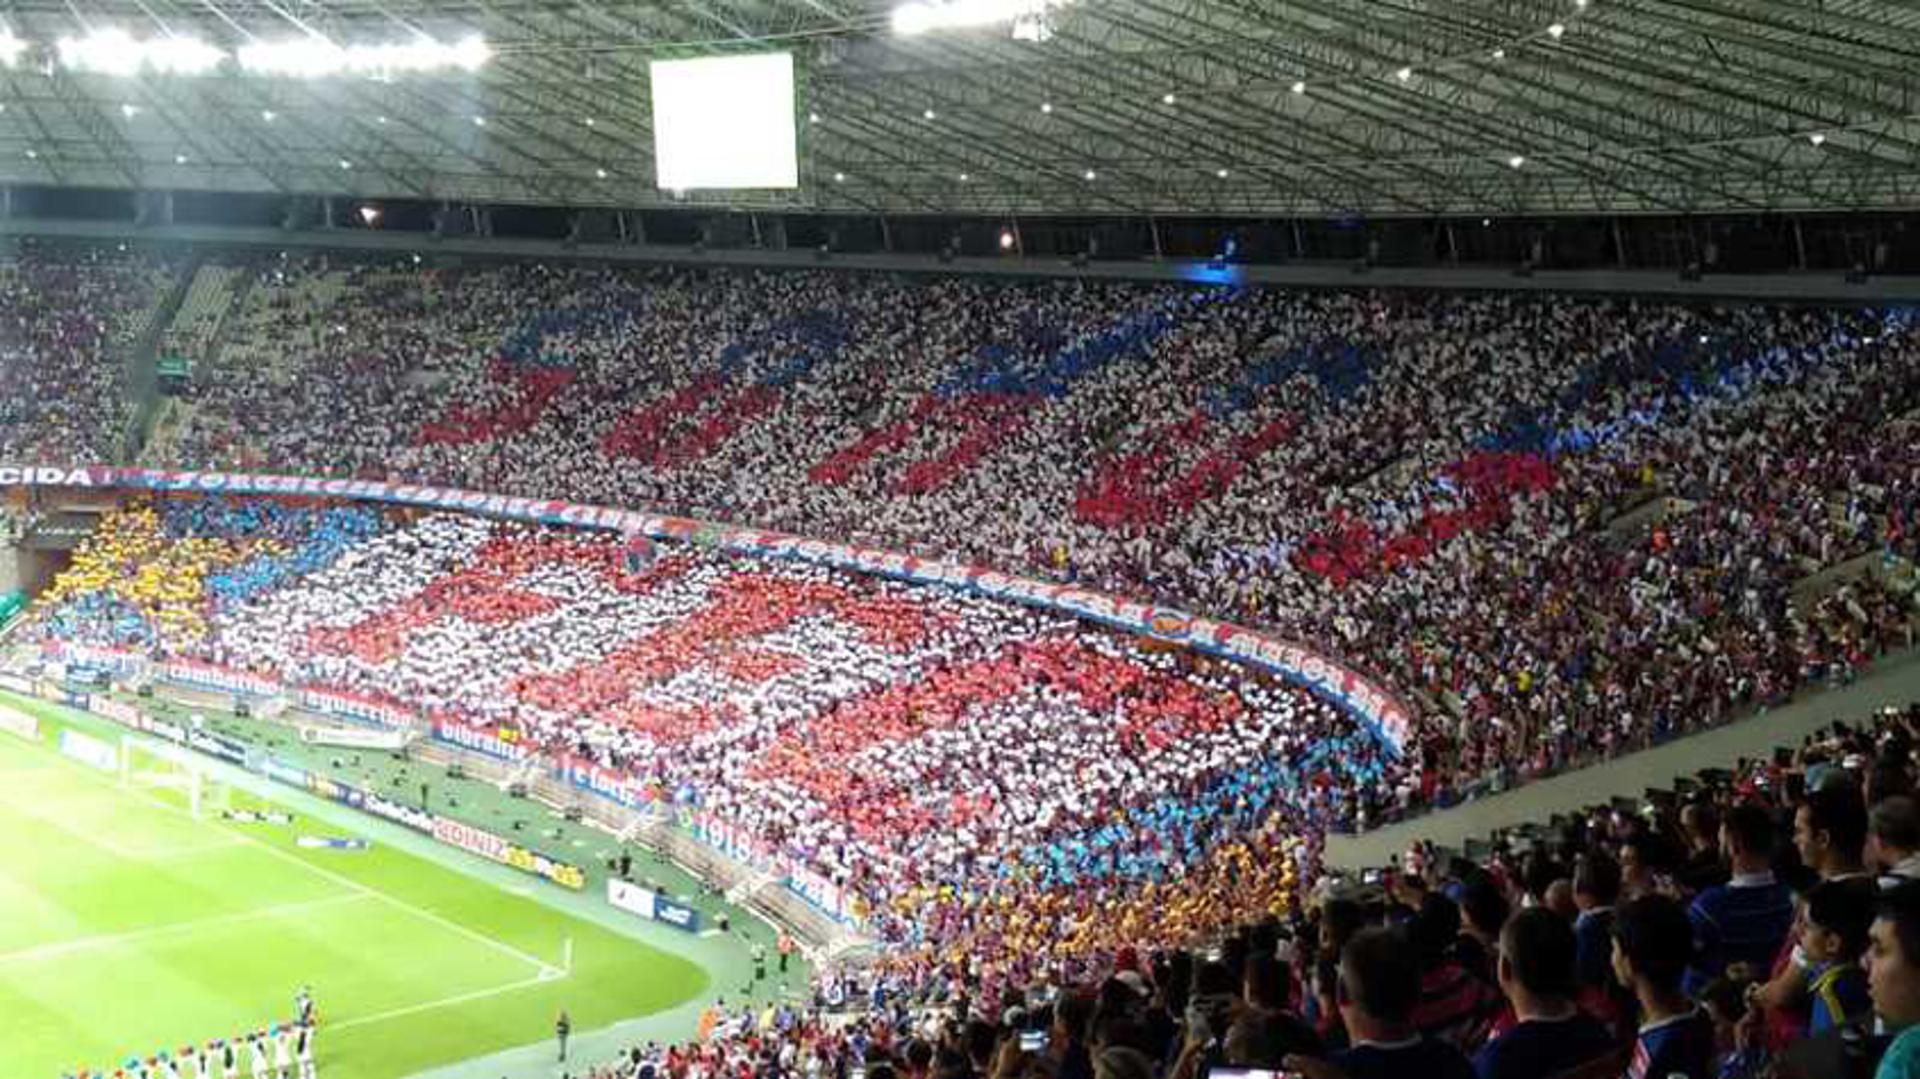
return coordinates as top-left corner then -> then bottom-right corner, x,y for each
1473,908 -> 1618,1079
1686,803 -> 1795,996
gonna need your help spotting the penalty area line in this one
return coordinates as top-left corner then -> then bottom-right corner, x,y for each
33,726 -> 565,982
327,968 -> 564,1033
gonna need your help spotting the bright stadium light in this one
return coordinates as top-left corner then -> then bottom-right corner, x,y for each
892,0 -> 1073,36
0,30 -> 25,67
238,33 -> 489,77
58,28 -> 223,76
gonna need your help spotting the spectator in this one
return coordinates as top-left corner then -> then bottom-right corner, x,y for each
1225,951 -> 1321,1065
1685,804 -> 1793,994
1408,894 -> 1503,1052
1573,853 -> 1623,992
1803,880 -> 1875,1035
1873,797 -> 1920,887
1870,883 -> 1920,1079
1472,908 -> 1616,1079
1286,926 -> 1475,1079
1612,896 -> 1716,1079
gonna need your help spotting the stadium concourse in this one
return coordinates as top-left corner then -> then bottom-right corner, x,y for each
3,242 -> 1920,1079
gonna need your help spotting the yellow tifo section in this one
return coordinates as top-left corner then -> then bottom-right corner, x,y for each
37,504 -> 284,645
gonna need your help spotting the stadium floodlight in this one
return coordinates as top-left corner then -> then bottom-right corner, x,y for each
1546,22 -> 1566,39
1291,80 -> 1306,94
58,28 -> 223,76
1508,154 -> 1526,168
0,31 -> 25,67
892,0 -> 1072,37
238,33 -> 489,77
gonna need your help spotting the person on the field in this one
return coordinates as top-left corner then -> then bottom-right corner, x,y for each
557,1010 -> 572,1062
247,1031 -> 268,1079
295,1023 -> 315,1079
272,1026 -> 293,1079
294,986 -> 315,1028
192,1042 -> 212,1079
220,1038 -> 239,1079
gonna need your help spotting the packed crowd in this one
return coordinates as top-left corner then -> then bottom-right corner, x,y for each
573,699 -> 1920,1079
33,499 -> 1370,977
147,258 -> 1920,817
0,243 -> 170,461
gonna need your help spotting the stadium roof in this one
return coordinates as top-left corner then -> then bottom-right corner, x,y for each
0,0 -> 1915,217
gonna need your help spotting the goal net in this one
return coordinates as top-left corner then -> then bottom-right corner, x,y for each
120,736 -> 226,818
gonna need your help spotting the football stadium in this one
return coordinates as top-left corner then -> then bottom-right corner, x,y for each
0,3 -> 1917,1079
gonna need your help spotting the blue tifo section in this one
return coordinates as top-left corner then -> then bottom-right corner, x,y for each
163,498 -> 385,605
1482,307 -> 1913,456
1009,731 -> 1384,892
716,309 -> 853,386
498,298 -> 638,367
42,593 -> 154,649
939,290 -> 1224,399
1205,336 -> 1374,418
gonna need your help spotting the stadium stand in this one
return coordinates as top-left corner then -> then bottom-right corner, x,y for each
0,243 -> 174,461
9,248 -> 1920,1079
143,260 -> 1920,823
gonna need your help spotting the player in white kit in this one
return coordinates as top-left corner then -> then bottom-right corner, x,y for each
273,1026 -> 293,1079
295,1023 -> 316,1079
248,1031 -> 270,1079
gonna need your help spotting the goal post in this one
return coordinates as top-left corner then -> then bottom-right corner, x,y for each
120,735 -> 214,818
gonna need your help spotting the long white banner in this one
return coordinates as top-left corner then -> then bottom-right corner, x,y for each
298,724 -> 413,750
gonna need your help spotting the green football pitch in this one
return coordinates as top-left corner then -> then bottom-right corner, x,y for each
0,701 -> 711,1079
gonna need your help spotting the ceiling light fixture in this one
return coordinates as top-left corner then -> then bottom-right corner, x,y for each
237,34 -> 489,78
892,0 -> 1073,37
58,28 -> 223,76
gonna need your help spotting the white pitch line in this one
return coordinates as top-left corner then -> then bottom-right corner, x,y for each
37,730 -> 563,980
327,969 -> 560,1033
0,892 -> 372,966
234,831 -> 564,978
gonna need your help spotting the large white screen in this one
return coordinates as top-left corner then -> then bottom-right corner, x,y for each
650,53 -> 799,190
